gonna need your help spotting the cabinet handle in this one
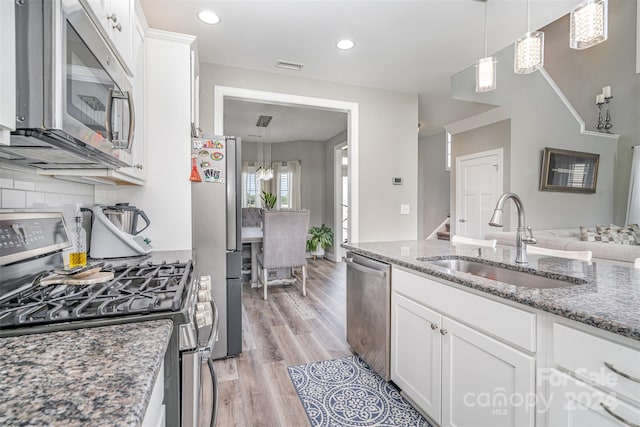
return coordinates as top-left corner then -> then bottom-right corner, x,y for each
134,164 -> 143,170
600,402 -> 640,427
107,13 -> 118,23
604,362 -> 640,384
459,219 -> 467,223
430,323 -> 439,330
440,329 -> 448,335
112,22 -> 122,32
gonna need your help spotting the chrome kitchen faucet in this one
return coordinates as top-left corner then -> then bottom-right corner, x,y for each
489,192 -> 537,264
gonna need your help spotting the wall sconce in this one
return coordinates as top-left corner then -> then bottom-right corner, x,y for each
570,0 -> 608,50
595,85 -> 613,132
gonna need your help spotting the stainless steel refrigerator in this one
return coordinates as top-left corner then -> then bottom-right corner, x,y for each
191,135 -> 242,359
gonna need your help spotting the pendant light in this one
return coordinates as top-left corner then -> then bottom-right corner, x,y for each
514,0 -> 544,74
570,0 -> 608,50
476,0 -> 496,93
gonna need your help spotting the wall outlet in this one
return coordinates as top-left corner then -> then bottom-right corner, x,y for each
400,204 -> 410,215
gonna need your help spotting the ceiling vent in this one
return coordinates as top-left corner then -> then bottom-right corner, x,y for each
256,115 -> 273,127
276,60 -> 304,71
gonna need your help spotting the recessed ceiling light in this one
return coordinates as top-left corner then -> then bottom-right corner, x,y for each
336,39 -> 355,50
198,10 -> 220,25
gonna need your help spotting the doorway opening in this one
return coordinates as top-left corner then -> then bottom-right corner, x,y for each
214,86 -> 359,249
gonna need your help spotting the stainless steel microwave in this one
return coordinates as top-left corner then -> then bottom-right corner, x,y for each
0,0 -> 134,169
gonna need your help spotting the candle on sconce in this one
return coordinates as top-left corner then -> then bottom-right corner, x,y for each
596,94 -> 604,104
603,86 -> 612,98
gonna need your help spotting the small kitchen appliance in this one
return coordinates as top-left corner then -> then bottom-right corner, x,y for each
89,204 -> 153,258
0,212 -> 218,427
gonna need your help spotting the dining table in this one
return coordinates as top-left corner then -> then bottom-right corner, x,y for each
241,226 -> 263,287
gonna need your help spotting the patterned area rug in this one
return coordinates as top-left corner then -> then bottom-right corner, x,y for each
287,356 -> 431,427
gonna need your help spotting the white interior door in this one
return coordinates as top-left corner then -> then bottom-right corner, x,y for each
456,149 -> 503,239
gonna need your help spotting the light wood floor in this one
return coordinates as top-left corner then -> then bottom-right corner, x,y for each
213,259 -> 353,426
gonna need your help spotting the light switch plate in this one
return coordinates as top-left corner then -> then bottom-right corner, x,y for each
400,204 -> 410,215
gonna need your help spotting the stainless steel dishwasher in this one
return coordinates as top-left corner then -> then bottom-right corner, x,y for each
346,251 -> 391,380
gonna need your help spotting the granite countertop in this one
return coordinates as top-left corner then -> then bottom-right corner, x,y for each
343,240 -> 640,341
0,319 -> 173,427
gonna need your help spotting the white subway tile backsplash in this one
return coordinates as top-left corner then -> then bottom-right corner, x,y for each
0,169 -> 13,188
13,172 -> 37,191
26,192 -> 46,208
1,166 -> 95,211
2,189 -> 26,208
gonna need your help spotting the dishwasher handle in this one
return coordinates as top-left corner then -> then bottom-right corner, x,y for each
346,258 -> 387,277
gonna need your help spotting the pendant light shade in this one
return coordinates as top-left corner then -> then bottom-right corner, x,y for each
476,57 -> 497,92
475,0 -> 496,93
514,0 -> 544,74
570,0 -> 608,50
514,31 -> 544,74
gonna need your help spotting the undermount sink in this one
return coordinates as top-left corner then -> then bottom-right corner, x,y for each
419,257 -> 587,289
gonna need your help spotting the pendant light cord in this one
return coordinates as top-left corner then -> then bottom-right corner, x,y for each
527,0 -> 531,33
483,0 -> 488,57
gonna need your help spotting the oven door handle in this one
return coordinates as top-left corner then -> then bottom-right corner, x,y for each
206,358 -> 219,427
199,298 -> 219,359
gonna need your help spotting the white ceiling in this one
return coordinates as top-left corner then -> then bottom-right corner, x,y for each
140,0 -> 577,136
224,99 -> 347,143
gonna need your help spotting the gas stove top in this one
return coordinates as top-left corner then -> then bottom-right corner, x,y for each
0,260 -> 193,329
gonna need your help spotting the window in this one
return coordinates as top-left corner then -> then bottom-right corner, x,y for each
445,132 -> 452,172
245,165 -> 258,207
279,166 -> 290,208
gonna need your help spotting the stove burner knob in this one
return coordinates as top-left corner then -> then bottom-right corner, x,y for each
196,302 -> 208,313
199,280 -> 211,291
200,275 -> 211,288
203,310 -> 212,326
198,290 -> 211,302
196,312 -> 206,328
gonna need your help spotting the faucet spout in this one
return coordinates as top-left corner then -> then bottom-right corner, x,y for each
488,192 -> 535,264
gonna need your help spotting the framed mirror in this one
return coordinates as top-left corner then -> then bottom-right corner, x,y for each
540,147 -> 599,194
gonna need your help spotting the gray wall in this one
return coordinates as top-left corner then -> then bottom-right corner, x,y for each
450,0 -> 637,231
449,121 -> 511,235
541,0 -> 640,225
418,132 -> 451,239
199,63 -> 419,243
242,140 -> 327,228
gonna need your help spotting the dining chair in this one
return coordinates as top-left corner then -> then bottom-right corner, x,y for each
527,245 -> 593,262
241,207 -> 263,227
257,209 -> 310,300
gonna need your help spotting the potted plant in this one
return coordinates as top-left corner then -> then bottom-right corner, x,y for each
260,191 -> 277,210
306,224 -> 334,259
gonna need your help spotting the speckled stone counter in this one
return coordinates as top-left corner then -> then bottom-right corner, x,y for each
0,319 -> 173,427
343,240 -> 640,341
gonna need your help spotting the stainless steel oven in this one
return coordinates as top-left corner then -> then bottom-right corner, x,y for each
0,212 -> 219,427
3,0 -> 134,169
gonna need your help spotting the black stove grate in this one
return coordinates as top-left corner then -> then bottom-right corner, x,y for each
0,260 -> 193,328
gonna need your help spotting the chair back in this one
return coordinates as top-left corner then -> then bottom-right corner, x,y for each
242,207 -> 262,227
262,209 -> 310,269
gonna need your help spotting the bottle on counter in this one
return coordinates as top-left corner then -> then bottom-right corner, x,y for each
69,207 -> 87,268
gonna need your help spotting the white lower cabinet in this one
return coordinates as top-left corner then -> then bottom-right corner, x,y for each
441,317 -> 535,427
547,369 -> 640,427
142,360 -> 166,427
391,267 -> 535,427
392,292 -> 442,422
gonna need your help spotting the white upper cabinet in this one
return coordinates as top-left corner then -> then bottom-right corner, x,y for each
82,0 -> 133,74
0,0 -> 16,146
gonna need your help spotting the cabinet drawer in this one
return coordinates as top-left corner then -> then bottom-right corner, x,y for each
553,323 -> 640,406
547,369 -> 640,427
392,267 -> 536,352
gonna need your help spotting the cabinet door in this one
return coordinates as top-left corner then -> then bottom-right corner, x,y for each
442,317 -> 535,427
0,0 -> 15,145
391,292 -> 442,423
547,369 -> 640,427
107,0 -> 132,67
117,14 -> 145,180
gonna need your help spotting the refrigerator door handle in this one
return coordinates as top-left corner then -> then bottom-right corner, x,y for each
225,137 -> 240,251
